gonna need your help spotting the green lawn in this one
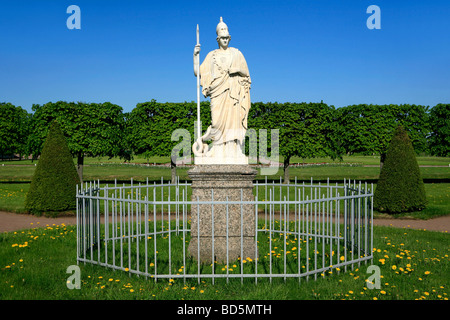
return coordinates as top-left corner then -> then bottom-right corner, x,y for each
1,155 -> 448,301
0,223 -> 448,300
1,161 -> 449,182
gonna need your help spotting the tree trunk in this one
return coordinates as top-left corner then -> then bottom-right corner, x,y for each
77,152 -> 84,184
171,156 -> 177,184
283,155 -> 291,184
380,152 -> 386,171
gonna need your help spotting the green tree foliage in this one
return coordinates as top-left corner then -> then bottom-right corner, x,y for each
0,102 -> 30,159
25,121 -> 80,215
29,101 -> 127,182
374,126 -> 426,214
428,104 -> 449,157
273,102 -> 342,182
127,100 -> 211,182
336,104 -> 429,169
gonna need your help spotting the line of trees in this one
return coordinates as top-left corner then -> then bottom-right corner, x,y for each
1,101 -> 449,182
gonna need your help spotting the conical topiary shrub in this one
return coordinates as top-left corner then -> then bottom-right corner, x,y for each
374,125 -> 426,214
25,121 -> 80,215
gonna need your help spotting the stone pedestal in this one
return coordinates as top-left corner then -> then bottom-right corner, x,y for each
188,164 -> 258,264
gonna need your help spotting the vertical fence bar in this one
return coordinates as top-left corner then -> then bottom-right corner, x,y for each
127,194 -> 131,275
322,195 -> 325,275
344,183 -> 347,272
264,176 -> 268,231
314,187 -> 317,281
168,191 -> 172,280
240,189 -> 244,285
76,185 -> 79,264
358,181 -> 361,266
211,189 -> 215,285
182,188 -> 187,285
297,189 -> 301,284
120,186 -> 123,269
104,185 -> 109,266
145,195 -> 148,279
112,180 -> 117,270
283,196 -> 287,282
254,195 -> 258,285
136,184 -> 140,275
364,181 -> 368,263
97,182 -> 101,264
153,187 -> 157,283
196,195 -> 200,284
371,183 -> 374,263
89,183 -> 93,263
226,196 -> 229,284
306,196 -> 310,282
269,189 -> 273,284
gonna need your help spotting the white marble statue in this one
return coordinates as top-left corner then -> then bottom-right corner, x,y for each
193,17 -> 251,164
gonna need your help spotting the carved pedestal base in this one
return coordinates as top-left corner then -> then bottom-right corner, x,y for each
187,165 -> 258,264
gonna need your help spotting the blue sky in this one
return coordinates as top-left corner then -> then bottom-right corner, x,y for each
0,0 -> 449,113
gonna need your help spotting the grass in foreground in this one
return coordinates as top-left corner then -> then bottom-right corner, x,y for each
0,222 -> 448,300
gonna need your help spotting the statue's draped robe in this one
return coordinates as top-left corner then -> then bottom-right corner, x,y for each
199,47 -> 251,146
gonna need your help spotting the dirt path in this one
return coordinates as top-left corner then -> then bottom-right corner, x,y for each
1,210 -> 449,233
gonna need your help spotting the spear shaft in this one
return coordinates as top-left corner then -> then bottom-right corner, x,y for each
196,24 -> 201,144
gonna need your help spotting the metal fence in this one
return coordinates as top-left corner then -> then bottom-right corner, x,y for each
76,177 -> 374,284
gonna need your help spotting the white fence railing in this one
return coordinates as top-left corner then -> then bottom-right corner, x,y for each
76,177 -> 374,284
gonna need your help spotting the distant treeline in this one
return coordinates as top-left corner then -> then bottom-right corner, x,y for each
1,101 -> 449,178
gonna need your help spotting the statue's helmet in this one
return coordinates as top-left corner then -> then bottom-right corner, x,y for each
216,17 -> 230,39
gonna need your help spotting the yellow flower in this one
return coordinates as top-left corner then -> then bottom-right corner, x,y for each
391,265 -> 397,270
380,290 -> 386,295
424,271 -> 431,275
340,256 -> 345,261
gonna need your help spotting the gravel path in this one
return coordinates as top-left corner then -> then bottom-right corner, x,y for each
1,211 -> 449,233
